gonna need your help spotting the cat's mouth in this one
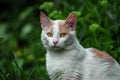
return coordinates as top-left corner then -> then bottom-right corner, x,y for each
51,46 -> 60,48
50,45 -> 62,50
50,45 -> 65,51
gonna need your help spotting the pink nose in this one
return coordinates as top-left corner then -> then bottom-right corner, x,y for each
53,40 -> 58,45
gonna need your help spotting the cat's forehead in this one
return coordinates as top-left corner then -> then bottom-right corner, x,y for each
46,20 -> 69,33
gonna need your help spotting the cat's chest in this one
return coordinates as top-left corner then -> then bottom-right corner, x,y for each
46,50 -> 84,80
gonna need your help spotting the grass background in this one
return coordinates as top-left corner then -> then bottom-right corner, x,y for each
0,0 -> 120,80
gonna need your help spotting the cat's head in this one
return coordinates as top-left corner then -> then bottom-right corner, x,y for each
40,11 -> 77,50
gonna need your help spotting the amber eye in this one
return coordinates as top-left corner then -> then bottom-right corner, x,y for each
47,32 -> 53,37
60,33 -> 67,37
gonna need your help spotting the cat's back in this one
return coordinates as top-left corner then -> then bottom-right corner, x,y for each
83,48 -> 120,80
85,48 -> 115,64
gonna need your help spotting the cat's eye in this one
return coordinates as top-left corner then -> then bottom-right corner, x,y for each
47,32 -> 53,37
60,33 -> 67,37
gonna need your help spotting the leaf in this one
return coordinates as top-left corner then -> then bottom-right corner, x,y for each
0,23 -> 7,37
39,2 -> 54,12
19,7 -> 33,21
89,23 -> 105,33
100,0 -> 108,6
20,23 -> 33,38
89,23 -> 100,32
16,58 -> 24,68
49,10 -> 64,19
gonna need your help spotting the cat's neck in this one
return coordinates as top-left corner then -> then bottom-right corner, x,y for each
65,36 -> 83,50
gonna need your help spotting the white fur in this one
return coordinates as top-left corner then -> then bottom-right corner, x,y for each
41,20 -> 120,80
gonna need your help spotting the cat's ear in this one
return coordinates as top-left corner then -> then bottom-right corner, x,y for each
40,11 -> 51,29
65,13 -> 76,30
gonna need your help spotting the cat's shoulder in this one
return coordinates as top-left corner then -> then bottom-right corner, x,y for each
85,48 -> 115,64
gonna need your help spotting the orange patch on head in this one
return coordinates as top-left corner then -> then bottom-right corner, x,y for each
91,48 -> 115,64
58,20 -> 69,33
46,20 -> 54,32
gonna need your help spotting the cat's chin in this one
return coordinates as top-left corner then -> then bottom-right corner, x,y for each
49,45 -> 63,50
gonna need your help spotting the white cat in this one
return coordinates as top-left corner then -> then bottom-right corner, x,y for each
40,11 -> 120,80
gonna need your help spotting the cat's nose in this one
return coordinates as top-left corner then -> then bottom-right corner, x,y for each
53,40 -> 58,46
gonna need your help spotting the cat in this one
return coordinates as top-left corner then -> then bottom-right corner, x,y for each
40,11 -> 120,80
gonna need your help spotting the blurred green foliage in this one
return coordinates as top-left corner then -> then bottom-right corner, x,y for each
0,0 -> 120,80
